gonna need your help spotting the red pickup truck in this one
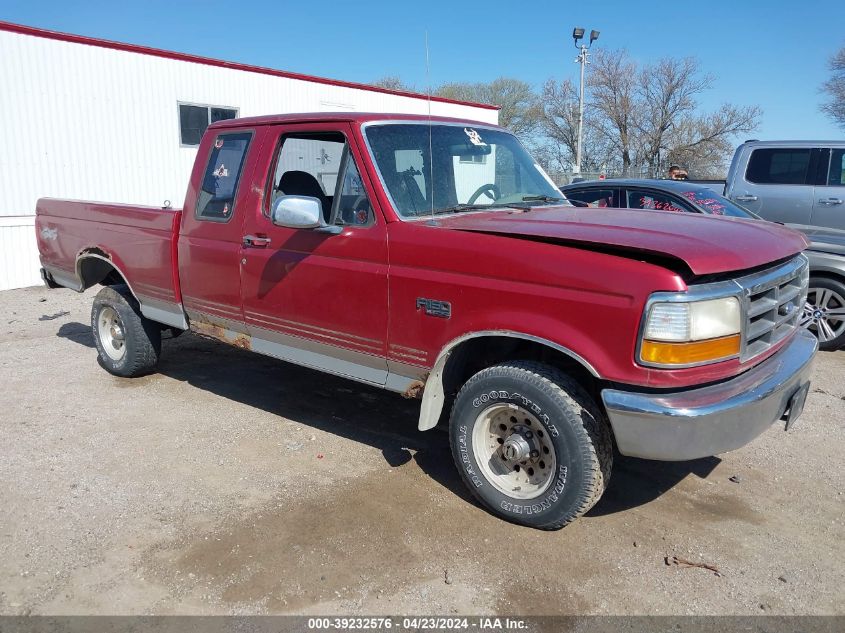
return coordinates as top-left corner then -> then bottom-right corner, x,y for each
36,113 -> 817,529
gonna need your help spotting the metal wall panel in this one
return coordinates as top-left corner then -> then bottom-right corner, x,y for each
0,29 -> 498,290
0,218 -> 42,290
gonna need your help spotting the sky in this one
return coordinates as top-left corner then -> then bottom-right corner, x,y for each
2,0 -> 843,141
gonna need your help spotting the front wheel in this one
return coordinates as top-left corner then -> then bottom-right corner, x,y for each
91,286 -> 161,377
801,277 -> 845,351
449,361 -> 613,530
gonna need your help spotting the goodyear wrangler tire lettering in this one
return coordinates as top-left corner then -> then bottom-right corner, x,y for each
448,362 -> 612,530
457,425 -> 483,488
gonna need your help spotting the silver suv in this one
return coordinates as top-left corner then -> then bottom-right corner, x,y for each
725,141 -> 845,230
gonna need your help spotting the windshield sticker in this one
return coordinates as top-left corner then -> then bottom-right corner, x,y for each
464,128 -> 487,146
682,190 -> 726,215
213,164 -> 229,178
214,138 -> 224,149
641,196 -> 682,212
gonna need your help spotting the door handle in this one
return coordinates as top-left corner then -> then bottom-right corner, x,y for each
242,234 -> 272,248
818,198 -> 843,205
735,194 -> 758,202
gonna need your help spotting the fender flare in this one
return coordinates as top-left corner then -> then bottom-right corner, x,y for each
417,330 -> 600,431
75,252 -> 188,330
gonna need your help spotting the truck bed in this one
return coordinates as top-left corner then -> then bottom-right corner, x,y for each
36,198 -> 185,327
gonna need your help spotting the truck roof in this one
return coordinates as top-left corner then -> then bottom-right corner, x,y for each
209,112 -> 502,130
738,140 -> 845,147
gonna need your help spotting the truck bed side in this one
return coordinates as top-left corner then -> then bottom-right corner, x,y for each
36,198 -> 186,329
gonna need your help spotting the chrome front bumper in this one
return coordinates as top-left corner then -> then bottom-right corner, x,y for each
601,328 -> 818,461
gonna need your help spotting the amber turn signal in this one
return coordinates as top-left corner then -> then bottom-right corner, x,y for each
640,334 -> 741,366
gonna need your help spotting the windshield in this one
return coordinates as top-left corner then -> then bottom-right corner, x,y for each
364,123 -> 567,217
679,190 -> 758,219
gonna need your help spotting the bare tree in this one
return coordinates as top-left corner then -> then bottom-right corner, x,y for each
436,78 -> 542,138
538,78 -> 611,174
666,104 -> 762,177
588,49 -> 639,175
372,76 -> 416,92
637,57 -> 712,174
557,50 -> 761,178
821,46 -> 845,130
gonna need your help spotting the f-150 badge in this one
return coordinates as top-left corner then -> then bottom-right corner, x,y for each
416,298 -> 451,319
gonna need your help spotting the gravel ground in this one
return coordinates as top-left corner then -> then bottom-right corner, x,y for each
0,285 -> 843,616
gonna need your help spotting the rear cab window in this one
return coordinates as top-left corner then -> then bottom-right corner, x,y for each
196,132 -> 252,221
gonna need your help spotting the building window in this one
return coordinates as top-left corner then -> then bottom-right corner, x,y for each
179,103 -> 238,146
459,153 -> 487,164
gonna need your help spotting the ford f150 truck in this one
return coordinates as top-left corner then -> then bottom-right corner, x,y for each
36,113 -> 817,529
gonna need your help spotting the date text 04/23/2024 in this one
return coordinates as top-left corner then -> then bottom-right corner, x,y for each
307,616 -> 528,630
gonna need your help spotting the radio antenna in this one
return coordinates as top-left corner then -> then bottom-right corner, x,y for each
425,30 -> 434,220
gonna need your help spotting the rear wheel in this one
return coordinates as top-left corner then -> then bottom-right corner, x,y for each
801,277 -> 845,351
91,286 -> 161,377
449,361 -> 613,530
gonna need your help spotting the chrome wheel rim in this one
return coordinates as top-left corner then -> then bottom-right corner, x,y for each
800,287 -> 845,343
97,306 -> 126,361
471,403 -> 557,500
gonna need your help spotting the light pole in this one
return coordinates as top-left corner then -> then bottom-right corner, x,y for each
572,27 -> 599,178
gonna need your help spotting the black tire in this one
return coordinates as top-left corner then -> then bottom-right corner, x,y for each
449,361 -> 613,530
804,276 -> 845,351
91,285 -> 161,377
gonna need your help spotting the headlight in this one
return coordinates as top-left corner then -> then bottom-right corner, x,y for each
640,296 -> 741,367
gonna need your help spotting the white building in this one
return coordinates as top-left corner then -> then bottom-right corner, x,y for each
0,21 -> 498,290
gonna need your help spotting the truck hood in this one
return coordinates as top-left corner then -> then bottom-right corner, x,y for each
787,224 -> 845,257
431,206 -> 808,276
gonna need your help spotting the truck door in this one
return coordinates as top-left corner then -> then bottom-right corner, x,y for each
811,147 -> 845,230
729,146 -> 814,224
238,122 -> 389,385
179,128 -> 261,335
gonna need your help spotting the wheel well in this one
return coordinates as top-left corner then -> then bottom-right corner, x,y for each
77,254 -> 130,291
809,271 -> 845,286
440,336 -> 599,405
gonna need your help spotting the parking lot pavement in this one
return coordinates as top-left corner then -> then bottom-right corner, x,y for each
1,286 -> 843,616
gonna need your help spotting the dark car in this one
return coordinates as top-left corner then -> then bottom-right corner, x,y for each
561,179 -> 845,350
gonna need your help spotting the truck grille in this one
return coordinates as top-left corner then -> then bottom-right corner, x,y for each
740,256 -> 809,362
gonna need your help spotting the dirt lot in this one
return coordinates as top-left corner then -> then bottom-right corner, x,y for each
0,285 -> 843,616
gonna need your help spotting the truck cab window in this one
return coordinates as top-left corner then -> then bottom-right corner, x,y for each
746,148 -> 811,185
332,151 -> 373,226
269,133 -> 346,223
195,132 -> 252,221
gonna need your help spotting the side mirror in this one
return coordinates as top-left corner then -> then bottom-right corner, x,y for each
270,195 -> 343,234
270,195 -> 322,229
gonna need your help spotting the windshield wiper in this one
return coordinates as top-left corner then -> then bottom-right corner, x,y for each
431,204 -> 493,215
431,203 -> 530,215
521,195 -> 569,205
